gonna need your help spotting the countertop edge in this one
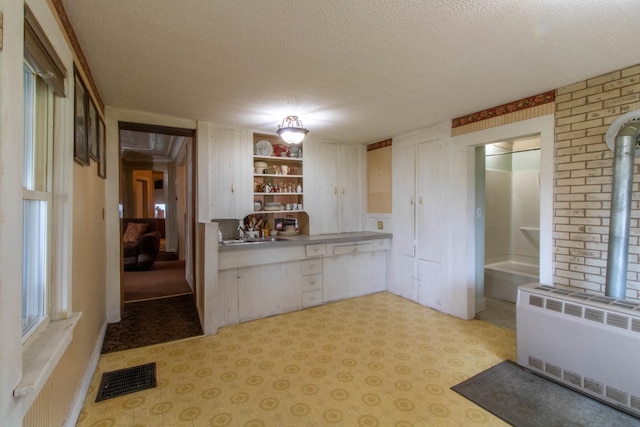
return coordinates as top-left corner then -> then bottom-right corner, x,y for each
218,231 -> 392,251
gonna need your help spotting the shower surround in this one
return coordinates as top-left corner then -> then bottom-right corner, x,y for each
485,147 -> 540,301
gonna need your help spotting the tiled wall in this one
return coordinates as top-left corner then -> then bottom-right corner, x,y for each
554,64 -> 640,298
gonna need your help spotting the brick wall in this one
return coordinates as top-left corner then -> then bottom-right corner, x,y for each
554,64 -> 640,299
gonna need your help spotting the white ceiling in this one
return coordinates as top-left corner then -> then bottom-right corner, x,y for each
61,0 -> 640,145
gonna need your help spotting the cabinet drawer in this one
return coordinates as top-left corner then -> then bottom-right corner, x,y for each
373,238 -> 391,251
301,259 -> 322,276
306,244 -> 326,257
302,274 -> 323,292
302,290 -> 323,307
333,242 -> 373,255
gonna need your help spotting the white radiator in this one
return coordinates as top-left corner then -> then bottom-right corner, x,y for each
517,283 -> 640,417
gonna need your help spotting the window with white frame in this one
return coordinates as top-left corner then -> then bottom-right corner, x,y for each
22,61 -> 54,338
22,7 -> 66,339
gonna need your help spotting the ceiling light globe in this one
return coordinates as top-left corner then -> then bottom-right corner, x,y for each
277,128 -> 307,144
277,116 -> 309,144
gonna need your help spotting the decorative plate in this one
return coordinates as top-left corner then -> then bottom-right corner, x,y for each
256,140 -> 273,156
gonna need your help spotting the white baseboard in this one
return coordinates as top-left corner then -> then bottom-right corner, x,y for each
63,321 -> 107,427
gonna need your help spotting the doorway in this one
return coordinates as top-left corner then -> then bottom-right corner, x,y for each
103,122 -> 202,352
119,122 -> 195,299
475,136 -> 541,329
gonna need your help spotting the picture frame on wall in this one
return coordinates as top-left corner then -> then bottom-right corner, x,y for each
98,117 -> 106,179
73,70 -> 89,166
88,99 -> 98,161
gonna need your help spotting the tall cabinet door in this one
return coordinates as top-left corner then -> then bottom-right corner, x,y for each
208,126 -> 252,219
416,139 -> 443,263
338,144 -> 363,232
306,141 -> 339,234
394,144 -> 416,257
418,259 -> 442,310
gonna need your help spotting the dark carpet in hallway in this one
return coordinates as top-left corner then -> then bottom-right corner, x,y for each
101,294 -> 203,354
123,257 -> 191,302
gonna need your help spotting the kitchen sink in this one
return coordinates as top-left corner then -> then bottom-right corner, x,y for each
222,237 -> 282,245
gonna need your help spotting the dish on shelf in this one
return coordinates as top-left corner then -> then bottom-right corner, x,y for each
254,161 -> 268,174
278,229 -> 300,236
263,202 -> 281,211
256,140 -> 273,156
272,144 -> 290,157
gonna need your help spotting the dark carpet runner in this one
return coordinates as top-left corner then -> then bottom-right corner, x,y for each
101,294 -> 203,353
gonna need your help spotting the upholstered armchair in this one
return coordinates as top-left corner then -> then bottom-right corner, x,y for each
122,218 -> 161,271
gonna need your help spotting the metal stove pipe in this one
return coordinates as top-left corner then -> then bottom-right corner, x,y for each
605,111 -> 640,299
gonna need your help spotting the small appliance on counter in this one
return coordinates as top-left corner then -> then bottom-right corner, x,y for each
275,217 -> 299,235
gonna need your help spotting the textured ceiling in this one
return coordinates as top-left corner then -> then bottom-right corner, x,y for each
61,0 -> 640,144
120,130 -> 187,162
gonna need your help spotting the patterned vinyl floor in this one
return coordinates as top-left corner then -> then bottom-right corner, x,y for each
77,292 -> 515,426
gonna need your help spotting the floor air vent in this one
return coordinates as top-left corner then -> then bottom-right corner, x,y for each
96,362 -> 157,402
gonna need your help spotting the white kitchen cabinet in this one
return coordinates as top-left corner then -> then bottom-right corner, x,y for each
394,144 -> 416,257
416,140 -> 443,263
306,142 -> 364,234
215,236 -> 391,329
418,259 -> 442,311
391,138 -> 445,305
361,251 -> 386,295
323,240 -> 388,302
206,125 -> 252,219
338,144 -> 364,232
323,254 -> 356,302
301,259 -> 323,307
217,269 -> 240,325
238,263 -> 301,322
280,261 -> 305,312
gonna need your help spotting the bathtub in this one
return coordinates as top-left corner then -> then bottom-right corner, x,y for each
484,260 -> 539,303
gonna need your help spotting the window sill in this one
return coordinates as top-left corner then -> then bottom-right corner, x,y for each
14,312 -> 82,397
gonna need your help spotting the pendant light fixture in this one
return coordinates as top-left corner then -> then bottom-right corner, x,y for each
277,116 -> 309,144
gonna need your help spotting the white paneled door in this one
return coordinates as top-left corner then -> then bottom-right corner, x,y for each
416,139 -> 444,263
394,144 -> 416,257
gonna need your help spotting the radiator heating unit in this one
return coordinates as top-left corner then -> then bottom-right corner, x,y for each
517,283 -> 640,417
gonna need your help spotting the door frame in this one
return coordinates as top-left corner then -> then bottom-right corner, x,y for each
117,121 -> 197,309
449,114 -> 554,319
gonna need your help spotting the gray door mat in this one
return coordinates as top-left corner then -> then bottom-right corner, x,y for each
95,362 -> 157,402
452,360 -> 640,427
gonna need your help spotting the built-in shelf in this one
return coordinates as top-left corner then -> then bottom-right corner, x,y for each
255,192 -> 303,196
254,174 -> 303,178
253,133 -> 307,233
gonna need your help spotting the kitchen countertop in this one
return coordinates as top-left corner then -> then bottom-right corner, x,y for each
218,231 -> 392,252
